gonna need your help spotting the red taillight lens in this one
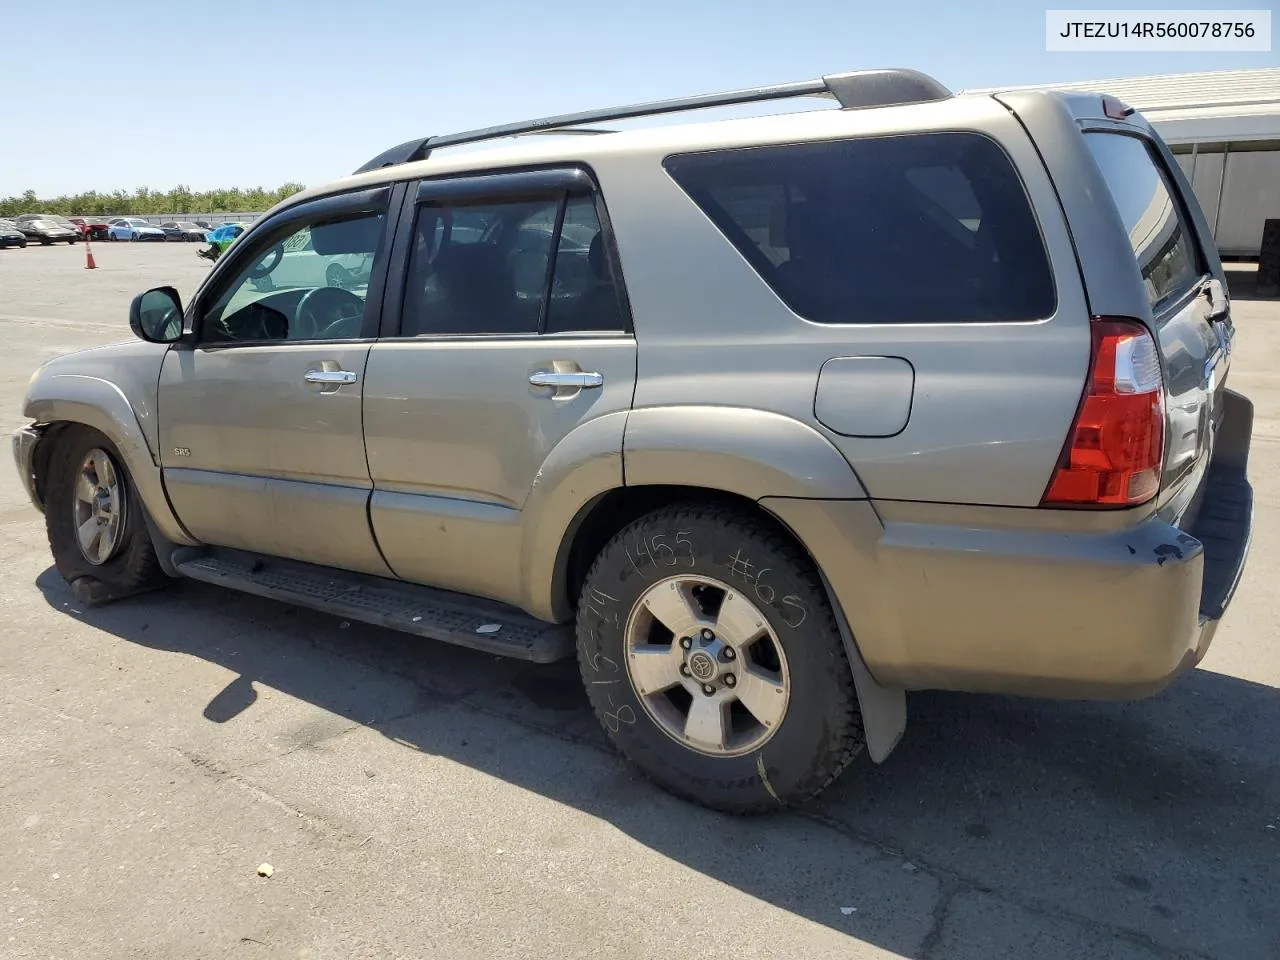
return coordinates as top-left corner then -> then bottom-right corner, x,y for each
1042,318 -> 1164,508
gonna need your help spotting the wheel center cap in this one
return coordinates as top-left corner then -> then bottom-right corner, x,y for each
687,650 -> 718,683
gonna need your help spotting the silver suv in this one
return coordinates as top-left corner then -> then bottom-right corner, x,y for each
13,69 -> 1253,812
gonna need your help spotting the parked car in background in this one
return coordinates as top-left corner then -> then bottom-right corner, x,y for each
194,220 -> 215,230
0,219 -> 27,248
68,217 -> 111,241
16,214 -> 83,239
16,218 -> 79,244
159,221 -> 209,242
108,218 -> 166,242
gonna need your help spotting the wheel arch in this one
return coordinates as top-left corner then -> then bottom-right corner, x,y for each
624,405 -> 867,501
26,386 -> 195,547
522,403 -> 869,618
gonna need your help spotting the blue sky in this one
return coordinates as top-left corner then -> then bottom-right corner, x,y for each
1,0 -> 1275,195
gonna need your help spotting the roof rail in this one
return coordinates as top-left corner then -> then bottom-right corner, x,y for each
352,68 -> 951,175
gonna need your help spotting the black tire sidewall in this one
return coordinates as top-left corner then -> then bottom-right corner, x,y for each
578,507 -> 861,811
45,428 -> 154,589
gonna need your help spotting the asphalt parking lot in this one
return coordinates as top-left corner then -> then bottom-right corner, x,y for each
1,241 -> 1277,960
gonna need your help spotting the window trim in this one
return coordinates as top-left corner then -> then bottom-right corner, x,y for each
186,183 -> 402,349
661,130 -> 1059,327
536,195 -> 569,335
1080,128 -> 1210,317
378,163 -> 634,340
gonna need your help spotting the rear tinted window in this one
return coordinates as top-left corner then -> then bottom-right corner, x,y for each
1085,133 -> 1202,311
664,132 -> 1055,324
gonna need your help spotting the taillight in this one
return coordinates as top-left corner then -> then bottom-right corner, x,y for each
1042,317 -> 1164,508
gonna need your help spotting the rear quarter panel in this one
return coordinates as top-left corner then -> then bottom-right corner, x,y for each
593,95 -> 1091,506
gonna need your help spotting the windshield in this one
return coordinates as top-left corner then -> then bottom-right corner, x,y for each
31,220 -> 60,229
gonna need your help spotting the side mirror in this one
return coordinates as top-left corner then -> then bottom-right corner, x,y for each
129,286 -> 186,344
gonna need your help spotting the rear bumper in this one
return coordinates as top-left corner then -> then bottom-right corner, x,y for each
763,392 -> 1254,700
1184,388 -> 1254,657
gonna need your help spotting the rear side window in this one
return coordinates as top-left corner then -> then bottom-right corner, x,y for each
1084,133 -> 1202,311
401,191 -> 628,337
404,198 -> 557,337
664,132 -> 1055,325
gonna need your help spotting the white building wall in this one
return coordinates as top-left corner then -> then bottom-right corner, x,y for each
968,69 -> 1280,256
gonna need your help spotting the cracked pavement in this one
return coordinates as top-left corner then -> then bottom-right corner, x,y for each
2,245 -> 1278,959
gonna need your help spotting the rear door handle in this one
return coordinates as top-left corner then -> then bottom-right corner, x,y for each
304,369 -> 359,385
528,371 -> 604,389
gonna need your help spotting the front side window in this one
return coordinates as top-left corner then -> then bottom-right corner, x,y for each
1084,133 -> 1203,311
664,132 -> 1056,325
202,212 -> 384,343
402,188 -> 628,337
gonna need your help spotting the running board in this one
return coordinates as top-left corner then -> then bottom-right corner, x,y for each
173,550 -> 575,663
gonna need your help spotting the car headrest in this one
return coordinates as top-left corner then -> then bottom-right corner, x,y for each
588,232 -> 606,279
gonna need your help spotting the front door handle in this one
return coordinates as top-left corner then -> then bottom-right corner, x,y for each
304,369 -> 359,385
528,371 -> 604,389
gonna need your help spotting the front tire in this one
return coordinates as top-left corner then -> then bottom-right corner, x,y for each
44,426 -> 166,605
576,504 -> 864,813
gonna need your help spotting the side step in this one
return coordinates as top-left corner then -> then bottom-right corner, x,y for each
173,550 -> 575,663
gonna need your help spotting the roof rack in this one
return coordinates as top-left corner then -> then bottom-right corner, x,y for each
352,68 -> 951,175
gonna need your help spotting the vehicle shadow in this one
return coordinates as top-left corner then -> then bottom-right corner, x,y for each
1225,262 -> 1273,302
36,569 -> 1280,959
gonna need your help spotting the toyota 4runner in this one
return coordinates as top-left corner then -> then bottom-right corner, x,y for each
13,68 -> 1253,812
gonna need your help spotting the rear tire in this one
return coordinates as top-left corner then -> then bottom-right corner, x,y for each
576,503 -> 864,813
44,426 -> 167,606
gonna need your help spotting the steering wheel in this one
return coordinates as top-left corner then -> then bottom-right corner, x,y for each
294,286 -> 366,340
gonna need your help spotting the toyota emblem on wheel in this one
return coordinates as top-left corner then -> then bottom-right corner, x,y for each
687,650 -> 716,682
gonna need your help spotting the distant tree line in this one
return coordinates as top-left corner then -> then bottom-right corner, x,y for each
0,184 -> 307,218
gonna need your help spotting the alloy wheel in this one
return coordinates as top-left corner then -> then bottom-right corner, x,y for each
623,574 -> 790,757
71,448 -> 127,566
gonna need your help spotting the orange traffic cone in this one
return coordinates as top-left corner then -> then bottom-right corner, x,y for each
85,239 -> 97,270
